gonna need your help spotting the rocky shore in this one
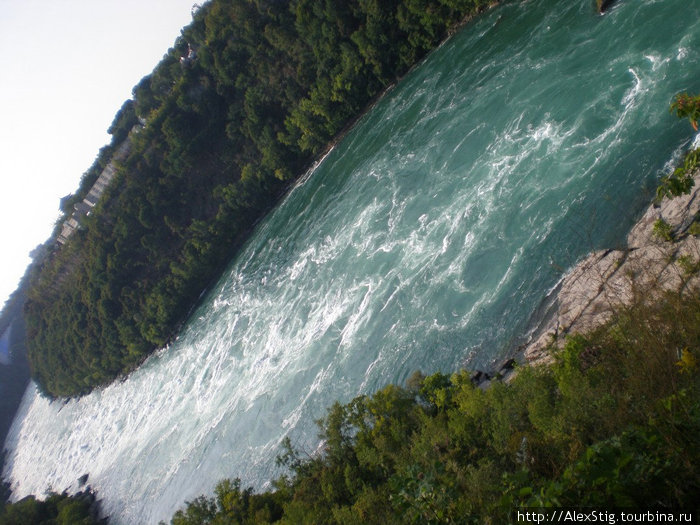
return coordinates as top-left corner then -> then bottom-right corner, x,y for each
522,170 -> 700,366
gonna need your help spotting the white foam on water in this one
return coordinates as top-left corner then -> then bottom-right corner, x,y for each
4,0 -> 700,523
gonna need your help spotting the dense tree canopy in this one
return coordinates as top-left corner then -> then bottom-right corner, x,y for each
0,491 -> 103,525
25,0 -> 493,398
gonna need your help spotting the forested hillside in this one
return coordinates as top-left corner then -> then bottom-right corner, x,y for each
25,0 -> 494,398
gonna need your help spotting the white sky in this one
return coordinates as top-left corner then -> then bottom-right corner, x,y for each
0,0 -> 200,309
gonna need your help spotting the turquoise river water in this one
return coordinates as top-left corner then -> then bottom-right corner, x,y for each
4,0 -> 700,523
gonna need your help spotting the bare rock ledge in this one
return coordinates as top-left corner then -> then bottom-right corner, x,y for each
523,171 -> 700,366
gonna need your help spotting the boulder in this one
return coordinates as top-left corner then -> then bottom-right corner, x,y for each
597,0 -> 617,14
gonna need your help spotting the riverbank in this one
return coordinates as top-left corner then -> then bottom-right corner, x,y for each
168,265 -> 700,523
522,169 -> 700,365
165,154 -> 700,520
24,0 -> 510,400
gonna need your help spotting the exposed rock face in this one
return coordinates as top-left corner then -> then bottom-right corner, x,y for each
471,358 -> 517,388
523,172 -> 700,365
597,0 -> 617,14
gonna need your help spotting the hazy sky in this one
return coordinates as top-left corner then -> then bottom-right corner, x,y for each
0,0 -> 200,308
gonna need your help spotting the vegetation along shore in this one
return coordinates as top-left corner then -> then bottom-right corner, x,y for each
160,95 -> 700,524
22,0 -> 500,399
7,91 -> 696,524
2,1 -> 699,523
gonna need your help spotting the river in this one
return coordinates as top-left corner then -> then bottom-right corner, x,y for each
4,0 -> 700,523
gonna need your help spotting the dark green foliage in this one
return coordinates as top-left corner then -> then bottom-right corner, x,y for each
169,289 -> 700,523
652,218 -> 674,242
670,92 -> 700,131
107,100 -> 139,144
166,479 -> 285,525
656,93 -> 700,201
0,491 -> 103,525
656,147 -> 698,201
26,0 -> 494,398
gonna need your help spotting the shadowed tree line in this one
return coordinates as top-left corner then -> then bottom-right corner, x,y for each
0,485 -> 105,525
0,268 -> 34,491
0,293 -> 30,452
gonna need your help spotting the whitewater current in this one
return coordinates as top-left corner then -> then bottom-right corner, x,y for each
4,0 -> 700,523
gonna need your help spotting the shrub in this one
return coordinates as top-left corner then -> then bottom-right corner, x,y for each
656,148 -> 698,200
652,218 -> 674,242
689,220 -> 700,236
670,92 -> 700,131
656,93 -> 700,201
676,254 -> 700,276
